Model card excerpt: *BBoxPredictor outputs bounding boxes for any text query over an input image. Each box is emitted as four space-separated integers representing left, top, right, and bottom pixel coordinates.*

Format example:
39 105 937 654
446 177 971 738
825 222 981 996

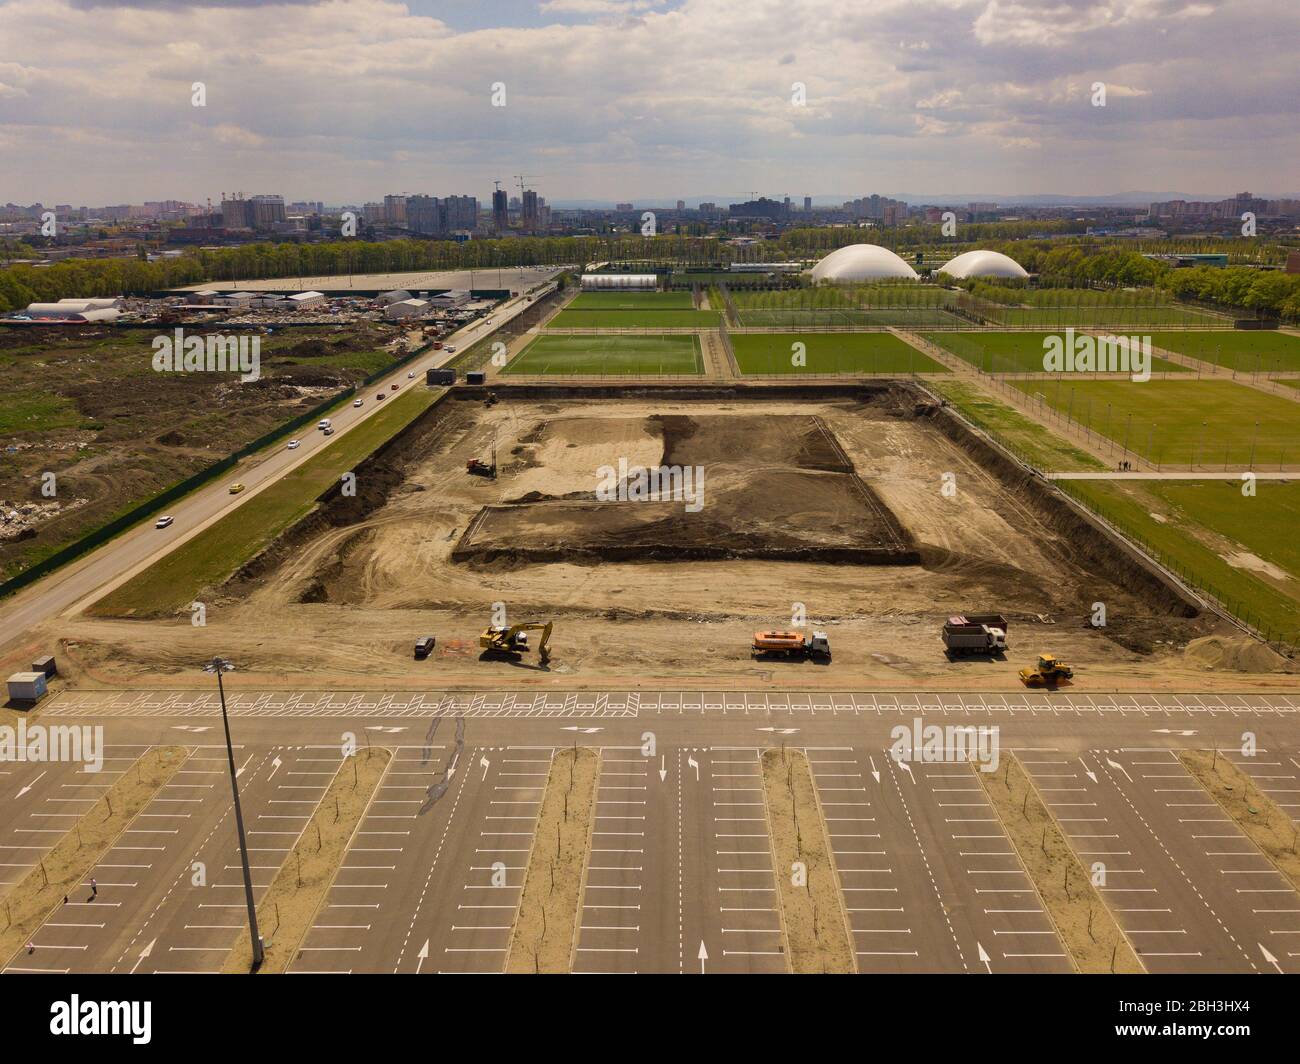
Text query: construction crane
480 621 553 664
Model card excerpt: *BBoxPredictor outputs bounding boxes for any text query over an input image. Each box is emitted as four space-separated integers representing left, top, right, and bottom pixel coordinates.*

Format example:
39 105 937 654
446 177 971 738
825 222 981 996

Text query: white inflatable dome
938 249 1029 280
810 243 919 283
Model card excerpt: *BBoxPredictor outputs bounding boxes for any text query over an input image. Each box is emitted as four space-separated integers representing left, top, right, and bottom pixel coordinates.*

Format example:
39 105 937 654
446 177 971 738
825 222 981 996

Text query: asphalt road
4 697 1298 974
0 284 551 656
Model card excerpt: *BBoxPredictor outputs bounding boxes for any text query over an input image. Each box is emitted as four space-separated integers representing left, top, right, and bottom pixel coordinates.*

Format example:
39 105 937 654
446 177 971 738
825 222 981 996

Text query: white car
407 371 415 378
353 398 363 408
155 516 174 529
287 439 300 450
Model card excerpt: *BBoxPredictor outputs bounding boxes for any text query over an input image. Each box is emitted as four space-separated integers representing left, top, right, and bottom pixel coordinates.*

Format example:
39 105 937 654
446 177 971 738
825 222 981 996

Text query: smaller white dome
938 250 1029 279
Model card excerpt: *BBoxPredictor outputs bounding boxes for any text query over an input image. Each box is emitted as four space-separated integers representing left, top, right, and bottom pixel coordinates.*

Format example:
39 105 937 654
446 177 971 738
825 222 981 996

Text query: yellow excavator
479 621 553 664
1019 653 1074 687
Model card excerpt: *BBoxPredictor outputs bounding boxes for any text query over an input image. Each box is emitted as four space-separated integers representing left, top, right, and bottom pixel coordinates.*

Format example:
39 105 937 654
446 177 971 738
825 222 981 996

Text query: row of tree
2 230 1298 320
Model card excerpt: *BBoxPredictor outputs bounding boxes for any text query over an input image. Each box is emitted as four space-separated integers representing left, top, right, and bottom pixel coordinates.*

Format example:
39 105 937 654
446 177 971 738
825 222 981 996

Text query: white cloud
0 0 1295 202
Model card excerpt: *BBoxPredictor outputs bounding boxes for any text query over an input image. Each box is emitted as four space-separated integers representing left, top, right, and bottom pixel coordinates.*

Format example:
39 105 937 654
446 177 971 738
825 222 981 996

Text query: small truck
752 630 832 662
942 614 1009 656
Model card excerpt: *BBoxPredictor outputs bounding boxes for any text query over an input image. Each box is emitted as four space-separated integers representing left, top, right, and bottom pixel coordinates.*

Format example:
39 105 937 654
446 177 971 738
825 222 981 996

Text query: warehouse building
384 298 430 319
581 273 658 290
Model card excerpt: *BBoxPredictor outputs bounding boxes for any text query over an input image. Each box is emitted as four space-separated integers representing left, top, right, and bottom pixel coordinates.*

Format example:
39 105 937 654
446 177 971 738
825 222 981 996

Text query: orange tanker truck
752 630 831 661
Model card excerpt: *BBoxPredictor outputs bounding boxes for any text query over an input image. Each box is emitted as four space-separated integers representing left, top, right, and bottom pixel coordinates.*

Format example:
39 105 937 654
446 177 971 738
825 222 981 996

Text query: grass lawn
927 380 1107 472
547 308 720 329
1060 478 1300 643
981 305 1225 328
739 307 967 328
568 292 695 310
922 332 1188 374
1009 379 1300 467
730 332 947 375
0 392 92 435
1146 331 1300 374
90 386 437 617
503 334 702 375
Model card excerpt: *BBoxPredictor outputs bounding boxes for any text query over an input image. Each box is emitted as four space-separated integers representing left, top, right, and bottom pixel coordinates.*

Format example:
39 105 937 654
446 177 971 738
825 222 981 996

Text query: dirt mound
1184 635 1290 673
454 413 914 568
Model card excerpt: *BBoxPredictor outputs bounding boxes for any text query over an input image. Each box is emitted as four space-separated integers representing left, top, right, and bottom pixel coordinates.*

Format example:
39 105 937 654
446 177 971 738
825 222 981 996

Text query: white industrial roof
938 249 1029 279
810 244 919 282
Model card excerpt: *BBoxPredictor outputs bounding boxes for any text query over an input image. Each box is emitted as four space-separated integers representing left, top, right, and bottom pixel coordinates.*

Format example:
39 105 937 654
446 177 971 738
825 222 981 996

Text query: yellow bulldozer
479 621 553 664
1019 654 1074 687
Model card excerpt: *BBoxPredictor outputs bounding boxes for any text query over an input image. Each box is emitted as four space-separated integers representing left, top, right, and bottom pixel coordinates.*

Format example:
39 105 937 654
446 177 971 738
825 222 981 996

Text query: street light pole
206 657 264 969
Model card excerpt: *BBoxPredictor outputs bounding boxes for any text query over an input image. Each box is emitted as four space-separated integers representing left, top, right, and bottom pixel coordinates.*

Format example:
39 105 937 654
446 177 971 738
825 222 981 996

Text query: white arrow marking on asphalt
1153 728 1197 736
1079 757 1098 784
896 759 915 784
659 754 667 783
130 938 155 975
416 939 429 974
977 941 992 974
1105 757 1133 783
479 755 490 780
756 727 799 735
268 755 283 780
172 725 212 733
869 756 880 783
366 726 406 733
446 750 459 779
16 769 47 799
1260 943 1283 973
560 726 602 733
686 756 699 782
697 941 708 974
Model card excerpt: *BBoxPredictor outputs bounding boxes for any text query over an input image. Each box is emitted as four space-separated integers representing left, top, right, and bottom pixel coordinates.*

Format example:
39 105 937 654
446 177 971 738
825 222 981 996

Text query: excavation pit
451 413 918 567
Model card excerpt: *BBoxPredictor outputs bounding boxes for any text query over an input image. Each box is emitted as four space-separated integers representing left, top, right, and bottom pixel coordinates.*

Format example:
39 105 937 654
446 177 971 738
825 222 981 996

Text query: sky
1 0 1297 206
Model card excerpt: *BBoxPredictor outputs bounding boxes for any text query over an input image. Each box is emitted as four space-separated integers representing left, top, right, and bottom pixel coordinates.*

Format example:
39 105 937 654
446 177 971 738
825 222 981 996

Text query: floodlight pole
208 657 264 969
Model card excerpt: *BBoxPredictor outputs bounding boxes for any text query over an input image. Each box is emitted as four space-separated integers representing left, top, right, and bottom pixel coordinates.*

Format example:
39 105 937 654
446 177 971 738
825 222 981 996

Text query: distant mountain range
550 191 1299 210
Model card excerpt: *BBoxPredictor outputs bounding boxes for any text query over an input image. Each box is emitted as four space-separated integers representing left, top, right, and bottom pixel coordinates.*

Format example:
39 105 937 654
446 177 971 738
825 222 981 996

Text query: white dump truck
942 614 1009 656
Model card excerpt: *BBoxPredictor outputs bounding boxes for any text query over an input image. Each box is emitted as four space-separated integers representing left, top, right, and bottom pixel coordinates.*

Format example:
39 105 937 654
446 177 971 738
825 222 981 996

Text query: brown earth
33 386 1270 691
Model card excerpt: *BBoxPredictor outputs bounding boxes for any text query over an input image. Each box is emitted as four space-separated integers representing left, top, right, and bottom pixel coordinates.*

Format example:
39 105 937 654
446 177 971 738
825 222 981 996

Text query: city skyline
3 0 1298 204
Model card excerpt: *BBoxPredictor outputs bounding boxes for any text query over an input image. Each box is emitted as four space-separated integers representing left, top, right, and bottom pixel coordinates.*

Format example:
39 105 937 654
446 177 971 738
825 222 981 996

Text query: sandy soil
762 746 855 973
36 391 1284 691
0 746 189 966
1179 750 1300 894
223 746 392 973
506 746 598 973
977 753 1143 973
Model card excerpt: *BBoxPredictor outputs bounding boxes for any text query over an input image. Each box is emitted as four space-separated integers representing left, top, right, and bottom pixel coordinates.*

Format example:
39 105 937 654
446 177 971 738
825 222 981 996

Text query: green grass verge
1146 331 1300 373
1058 478 1300 644
730 332 947 375
503 334 702 375
922 331 1187 374
1009 379 1300 467
89 386 437 617
547 308 720 329
927 379 1107 472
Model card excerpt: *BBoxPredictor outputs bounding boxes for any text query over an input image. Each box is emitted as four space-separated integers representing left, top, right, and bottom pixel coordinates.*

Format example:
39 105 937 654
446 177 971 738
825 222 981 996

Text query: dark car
414 636 436 659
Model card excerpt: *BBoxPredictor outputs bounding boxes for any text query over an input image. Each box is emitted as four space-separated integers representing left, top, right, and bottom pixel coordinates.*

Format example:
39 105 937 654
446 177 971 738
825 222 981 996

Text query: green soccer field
1146 331 1300 373
503 334 703 375
729 332 947 375
980 305 1226 328
568 291 696 310
548 307 720 329
922 332 1189 374
1010 379 1300 466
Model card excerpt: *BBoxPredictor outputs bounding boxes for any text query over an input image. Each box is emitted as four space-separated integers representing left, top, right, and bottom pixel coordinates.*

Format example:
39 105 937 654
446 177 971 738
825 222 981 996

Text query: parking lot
3 702 1297 974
